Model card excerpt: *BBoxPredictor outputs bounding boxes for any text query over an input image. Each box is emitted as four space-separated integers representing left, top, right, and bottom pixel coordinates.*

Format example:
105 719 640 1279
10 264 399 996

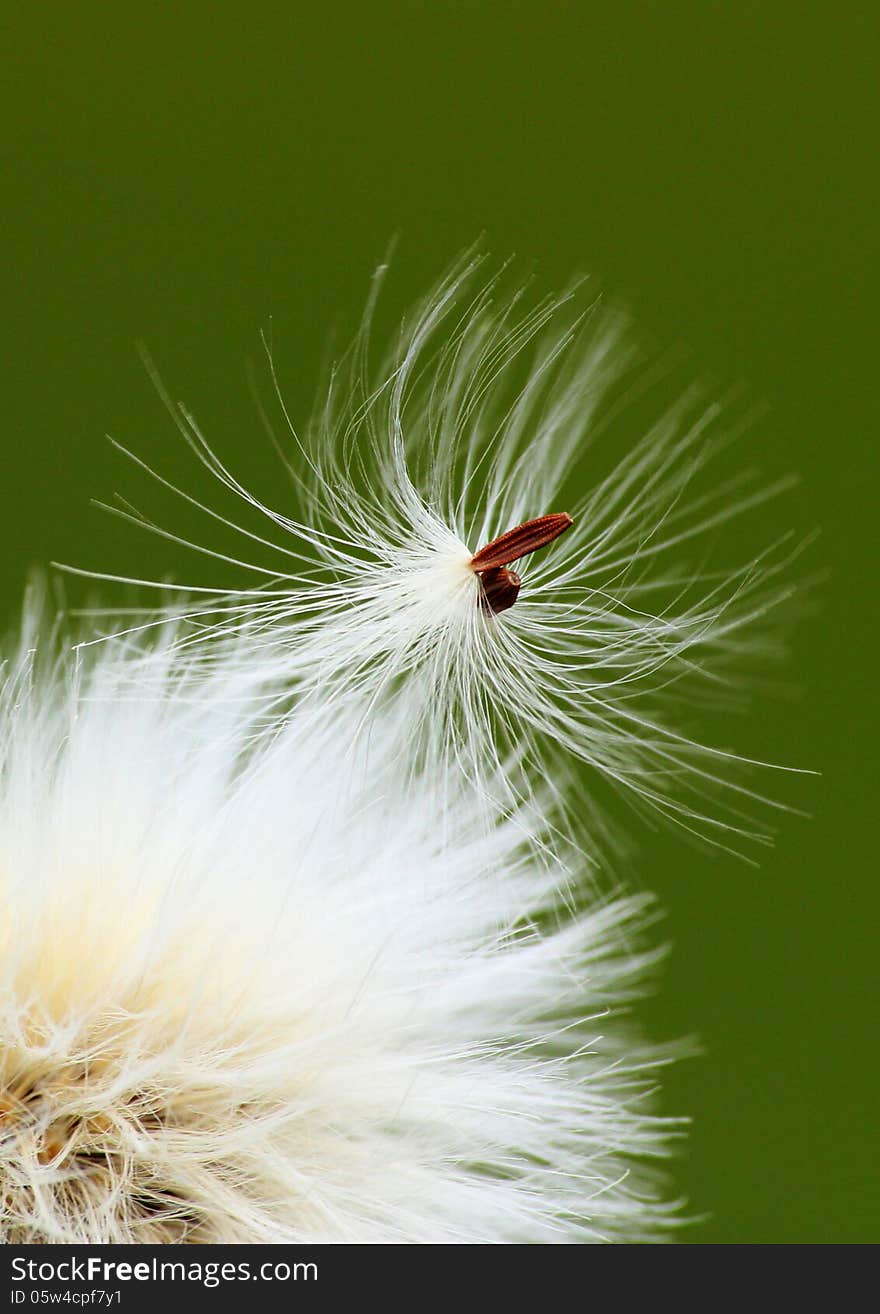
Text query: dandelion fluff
77 255 809 859
0 590 681 1243
18 255 808 1243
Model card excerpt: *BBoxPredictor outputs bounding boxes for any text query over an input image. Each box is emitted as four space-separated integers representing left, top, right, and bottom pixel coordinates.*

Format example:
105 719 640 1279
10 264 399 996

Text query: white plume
0 590 681 1243
82 256 808 859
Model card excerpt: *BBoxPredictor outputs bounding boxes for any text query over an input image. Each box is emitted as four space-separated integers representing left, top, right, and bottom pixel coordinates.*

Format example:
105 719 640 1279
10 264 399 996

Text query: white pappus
0 588 681 1243
82 255 809 859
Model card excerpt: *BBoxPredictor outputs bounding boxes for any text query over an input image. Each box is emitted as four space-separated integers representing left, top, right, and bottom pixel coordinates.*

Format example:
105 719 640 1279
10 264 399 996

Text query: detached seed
471 513 573 615
477 566 522 614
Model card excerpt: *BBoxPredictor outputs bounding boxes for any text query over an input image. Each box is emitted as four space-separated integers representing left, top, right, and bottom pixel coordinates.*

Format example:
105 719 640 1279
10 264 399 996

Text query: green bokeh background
3 6 875 1241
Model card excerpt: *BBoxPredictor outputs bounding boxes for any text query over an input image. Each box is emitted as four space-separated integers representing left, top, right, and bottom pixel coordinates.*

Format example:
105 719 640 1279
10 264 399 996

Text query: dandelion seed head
0 599 683 1242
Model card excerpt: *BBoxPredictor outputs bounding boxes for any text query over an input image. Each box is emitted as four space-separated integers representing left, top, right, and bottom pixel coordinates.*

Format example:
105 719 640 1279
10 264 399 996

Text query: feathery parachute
73 256 808 859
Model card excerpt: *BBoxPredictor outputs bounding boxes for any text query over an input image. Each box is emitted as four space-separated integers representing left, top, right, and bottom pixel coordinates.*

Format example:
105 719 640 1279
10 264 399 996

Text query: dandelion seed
471 512 575 574
476 564 522 614
67 256 811 858
472 512 573 615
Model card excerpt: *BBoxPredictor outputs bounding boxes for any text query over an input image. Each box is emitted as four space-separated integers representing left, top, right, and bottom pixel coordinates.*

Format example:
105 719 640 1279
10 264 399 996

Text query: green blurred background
3 5 875 1241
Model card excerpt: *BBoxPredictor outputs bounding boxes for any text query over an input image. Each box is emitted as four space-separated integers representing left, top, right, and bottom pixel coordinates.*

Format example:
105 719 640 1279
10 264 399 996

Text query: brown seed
477 566 521 614
471 513 573 615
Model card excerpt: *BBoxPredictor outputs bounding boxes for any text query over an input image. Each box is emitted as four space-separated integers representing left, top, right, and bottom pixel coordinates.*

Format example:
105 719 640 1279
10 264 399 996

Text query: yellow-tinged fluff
0 600 682 1243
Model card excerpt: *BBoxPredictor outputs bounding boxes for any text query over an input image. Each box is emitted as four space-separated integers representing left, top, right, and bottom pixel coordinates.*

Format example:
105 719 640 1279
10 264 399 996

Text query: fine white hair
76 255 809 860
0 588 681 1242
